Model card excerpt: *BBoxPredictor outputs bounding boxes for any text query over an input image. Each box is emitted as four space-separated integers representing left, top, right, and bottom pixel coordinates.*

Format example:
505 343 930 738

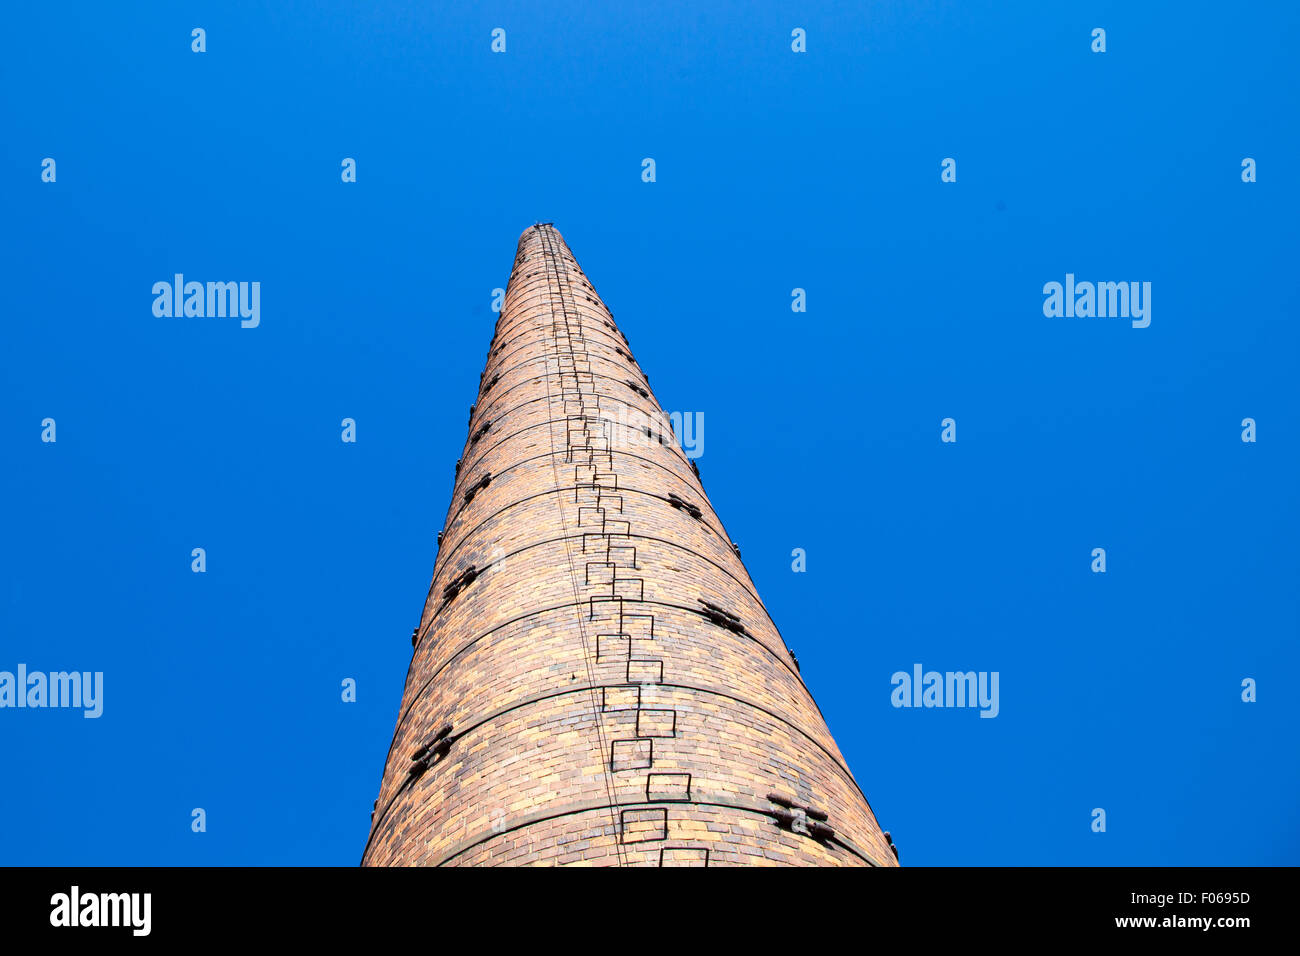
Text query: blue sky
2 1 1296 865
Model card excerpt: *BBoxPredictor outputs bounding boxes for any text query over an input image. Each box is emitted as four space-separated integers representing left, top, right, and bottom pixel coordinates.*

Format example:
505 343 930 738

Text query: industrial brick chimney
362 224 897 866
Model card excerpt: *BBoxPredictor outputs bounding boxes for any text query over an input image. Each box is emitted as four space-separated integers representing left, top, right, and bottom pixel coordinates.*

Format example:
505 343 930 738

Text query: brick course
361 224 897 867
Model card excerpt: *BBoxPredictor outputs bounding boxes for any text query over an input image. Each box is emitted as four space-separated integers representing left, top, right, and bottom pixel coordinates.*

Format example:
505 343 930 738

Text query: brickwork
361 224 897 867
